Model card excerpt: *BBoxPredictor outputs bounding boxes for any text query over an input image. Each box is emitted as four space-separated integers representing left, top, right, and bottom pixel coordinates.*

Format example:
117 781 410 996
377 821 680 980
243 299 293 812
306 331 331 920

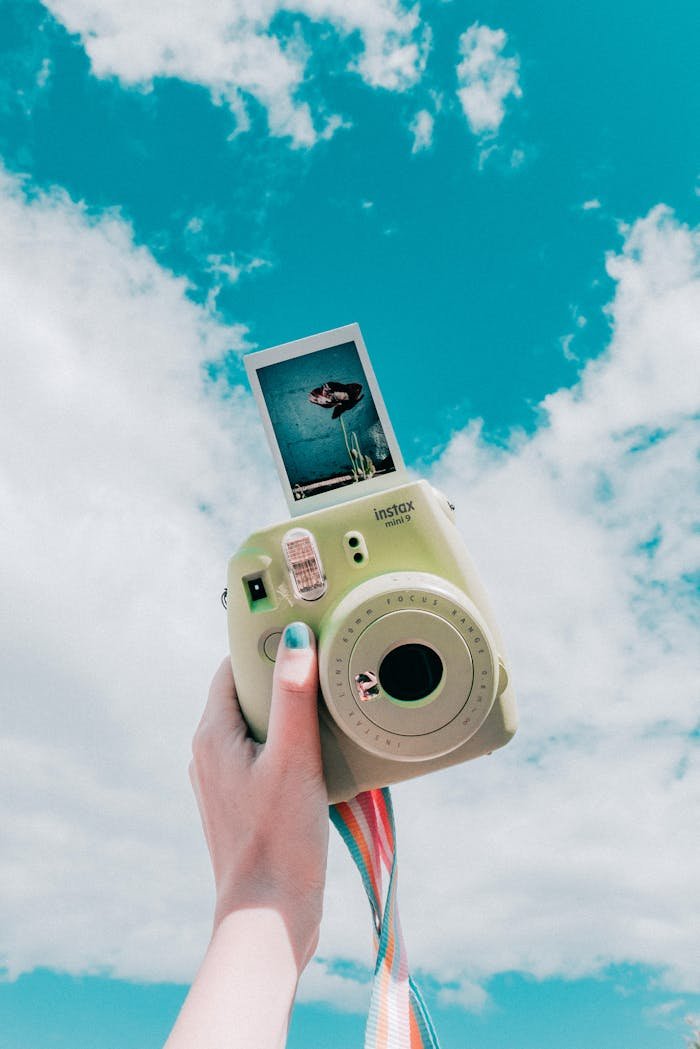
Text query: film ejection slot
282 528 327 601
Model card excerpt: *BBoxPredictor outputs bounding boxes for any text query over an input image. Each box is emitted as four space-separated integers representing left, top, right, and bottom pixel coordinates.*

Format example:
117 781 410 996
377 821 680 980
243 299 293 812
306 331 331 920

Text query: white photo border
245 322 407 516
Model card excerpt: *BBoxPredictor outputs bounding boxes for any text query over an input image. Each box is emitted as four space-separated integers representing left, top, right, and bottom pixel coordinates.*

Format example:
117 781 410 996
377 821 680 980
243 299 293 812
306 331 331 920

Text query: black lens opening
378 644 443 702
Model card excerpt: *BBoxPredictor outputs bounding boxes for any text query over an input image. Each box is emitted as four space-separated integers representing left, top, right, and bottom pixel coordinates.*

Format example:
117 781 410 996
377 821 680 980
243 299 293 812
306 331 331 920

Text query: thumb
265 622 322 768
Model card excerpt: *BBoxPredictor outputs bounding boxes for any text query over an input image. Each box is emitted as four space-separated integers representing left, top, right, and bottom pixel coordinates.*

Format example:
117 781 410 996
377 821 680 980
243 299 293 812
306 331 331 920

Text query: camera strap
330 788 441 1048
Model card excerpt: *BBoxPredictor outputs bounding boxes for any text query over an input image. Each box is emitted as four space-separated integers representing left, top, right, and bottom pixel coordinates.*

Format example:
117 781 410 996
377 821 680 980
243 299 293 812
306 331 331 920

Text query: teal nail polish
284 622 311 649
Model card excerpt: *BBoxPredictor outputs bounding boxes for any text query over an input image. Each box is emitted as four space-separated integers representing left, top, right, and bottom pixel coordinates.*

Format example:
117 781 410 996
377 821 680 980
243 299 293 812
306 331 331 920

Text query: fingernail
283 622 312 649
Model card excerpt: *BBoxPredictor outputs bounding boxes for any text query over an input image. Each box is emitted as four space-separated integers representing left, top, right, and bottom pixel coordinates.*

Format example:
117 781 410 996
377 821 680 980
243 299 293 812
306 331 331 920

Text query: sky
0 0 698 1047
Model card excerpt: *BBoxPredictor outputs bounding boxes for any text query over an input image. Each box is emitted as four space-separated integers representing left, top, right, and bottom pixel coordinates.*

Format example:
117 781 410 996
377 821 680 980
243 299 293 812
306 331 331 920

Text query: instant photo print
229 322 518 803
245 324 407 515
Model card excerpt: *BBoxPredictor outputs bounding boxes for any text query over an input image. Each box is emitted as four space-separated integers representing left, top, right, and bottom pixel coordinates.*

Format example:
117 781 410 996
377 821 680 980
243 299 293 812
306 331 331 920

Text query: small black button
247 577 267 602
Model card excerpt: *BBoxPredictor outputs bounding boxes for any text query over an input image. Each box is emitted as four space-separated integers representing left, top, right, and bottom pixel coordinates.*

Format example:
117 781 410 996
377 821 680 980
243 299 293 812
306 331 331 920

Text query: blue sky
2 966 698 1049
0 0 698 1046
4 0 697 455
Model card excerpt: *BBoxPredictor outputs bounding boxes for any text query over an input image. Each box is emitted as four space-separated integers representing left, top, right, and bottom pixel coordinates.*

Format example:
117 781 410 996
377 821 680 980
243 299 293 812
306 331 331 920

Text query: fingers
193 636 322 779
193 657 249 746
265 622 322 769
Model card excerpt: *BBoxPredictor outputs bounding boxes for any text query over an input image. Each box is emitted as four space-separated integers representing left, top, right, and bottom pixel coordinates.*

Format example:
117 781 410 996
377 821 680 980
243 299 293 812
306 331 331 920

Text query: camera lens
379 643 443 702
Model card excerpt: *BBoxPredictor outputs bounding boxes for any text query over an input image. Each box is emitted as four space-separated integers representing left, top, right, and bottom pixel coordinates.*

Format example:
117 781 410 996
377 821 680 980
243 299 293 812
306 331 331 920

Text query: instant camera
226 324 517 803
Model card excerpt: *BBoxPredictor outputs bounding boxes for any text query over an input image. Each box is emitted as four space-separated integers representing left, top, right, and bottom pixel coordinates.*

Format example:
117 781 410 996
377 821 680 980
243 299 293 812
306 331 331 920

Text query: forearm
164 908 299 1049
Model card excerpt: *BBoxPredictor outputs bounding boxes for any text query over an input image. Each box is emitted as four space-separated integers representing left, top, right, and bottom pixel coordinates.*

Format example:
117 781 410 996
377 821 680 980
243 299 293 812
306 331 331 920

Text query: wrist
213 890 321 975
215 908 300 989
166 909 298 1049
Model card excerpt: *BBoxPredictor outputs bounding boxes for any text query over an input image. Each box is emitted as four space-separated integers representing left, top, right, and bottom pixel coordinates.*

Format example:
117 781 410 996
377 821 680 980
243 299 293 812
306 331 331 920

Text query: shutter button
262 631 283 662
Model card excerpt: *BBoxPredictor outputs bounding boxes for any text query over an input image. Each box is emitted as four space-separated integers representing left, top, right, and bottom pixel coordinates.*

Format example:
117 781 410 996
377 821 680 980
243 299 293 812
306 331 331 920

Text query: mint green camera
226 478 517 803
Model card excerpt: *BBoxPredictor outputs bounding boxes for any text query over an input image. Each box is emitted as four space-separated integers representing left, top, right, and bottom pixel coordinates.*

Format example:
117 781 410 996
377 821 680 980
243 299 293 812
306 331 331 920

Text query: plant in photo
308 380 375 482
685 1017 700 1049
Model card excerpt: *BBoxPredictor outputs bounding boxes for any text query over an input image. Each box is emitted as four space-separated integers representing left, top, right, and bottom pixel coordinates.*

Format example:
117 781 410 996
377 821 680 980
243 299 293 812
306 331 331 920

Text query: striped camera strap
330 788 441 1049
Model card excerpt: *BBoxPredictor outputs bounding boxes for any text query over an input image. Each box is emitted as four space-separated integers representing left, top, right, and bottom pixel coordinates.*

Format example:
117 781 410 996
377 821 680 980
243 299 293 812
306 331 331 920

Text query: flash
282 528 327 601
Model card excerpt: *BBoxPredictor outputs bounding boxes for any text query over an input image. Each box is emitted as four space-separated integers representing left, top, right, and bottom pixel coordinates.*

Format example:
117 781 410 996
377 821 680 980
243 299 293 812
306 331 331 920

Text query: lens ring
345 610 473 735
318 571 497 761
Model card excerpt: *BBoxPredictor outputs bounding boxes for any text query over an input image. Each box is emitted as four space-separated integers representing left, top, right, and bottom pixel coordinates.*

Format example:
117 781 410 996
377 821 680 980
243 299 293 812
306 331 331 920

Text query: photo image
256 340 397 501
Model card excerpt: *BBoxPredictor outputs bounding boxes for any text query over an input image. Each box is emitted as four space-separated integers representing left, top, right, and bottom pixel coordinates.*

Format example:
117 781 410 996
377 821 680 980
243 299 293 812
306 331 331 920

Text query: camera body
227 478 517 803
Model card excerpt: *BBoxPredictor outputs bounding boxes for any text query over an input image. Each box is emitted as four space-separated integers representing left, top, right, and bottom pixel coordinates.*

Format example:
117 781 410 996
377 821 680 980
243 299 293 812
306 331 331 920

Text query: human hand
189 622 329 974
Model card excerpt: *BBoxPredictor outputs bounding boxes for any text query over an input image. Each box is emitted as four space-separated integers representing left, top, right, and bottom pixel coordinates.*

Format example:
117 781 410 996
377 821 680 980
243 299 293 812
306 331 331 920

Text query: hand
189 622 329 974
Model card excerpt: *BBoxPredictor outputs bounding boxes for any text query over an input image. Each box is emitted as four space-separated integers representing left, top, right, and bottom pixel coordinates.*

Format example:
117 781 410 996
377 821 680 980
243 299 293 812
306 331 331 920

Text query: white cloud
318 112 353 140
560 331 576 360
411 107 432 153
409 108 434 153
642 999 687 1028
0 165 283 980
1 167 699 1014
437 978 490 1012
560 311 588 361
408 203 700 998
457 23 521 136
206 251 270 284
39 0 429 147
298 958 371 1011
204 252 271 311
583 198 602 210
36 57 52 88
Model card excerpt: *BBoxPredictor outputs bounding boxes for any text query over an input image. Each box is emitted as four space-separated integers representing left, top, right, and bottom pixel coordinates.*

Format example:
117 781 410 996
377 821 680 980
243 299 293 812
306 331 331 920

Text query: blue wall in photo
256 342 392 493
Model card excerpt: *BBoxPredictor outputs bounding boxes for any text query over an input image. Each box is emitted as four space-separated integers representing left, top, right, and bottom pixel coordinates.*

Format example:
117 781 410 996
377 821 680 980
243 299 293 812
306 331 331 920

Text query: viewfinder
247 577 267 602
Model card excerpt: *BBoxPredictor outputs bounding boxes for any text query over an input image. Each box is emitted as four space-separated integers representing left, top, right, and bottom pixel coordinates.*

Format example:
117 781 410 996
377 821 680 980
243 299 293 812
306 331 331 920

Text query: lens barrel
379 643 443 702
318 572 498 762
